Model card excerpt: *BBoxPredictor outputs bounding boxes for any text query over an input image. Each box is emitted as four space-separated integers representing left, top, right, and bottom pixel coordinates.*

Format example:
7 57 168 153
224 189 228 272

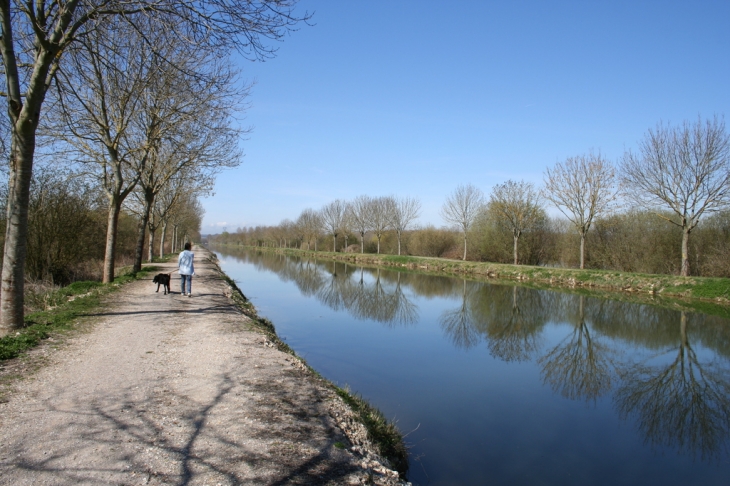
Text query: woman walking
178 242 195 296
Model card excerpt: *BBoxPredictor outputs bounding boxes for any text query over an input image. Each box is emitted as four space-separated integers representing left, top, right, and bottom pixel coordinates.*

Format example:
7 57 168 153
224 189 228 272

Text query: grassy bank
208 253 409 477
215 244 730 319
0 265 163 362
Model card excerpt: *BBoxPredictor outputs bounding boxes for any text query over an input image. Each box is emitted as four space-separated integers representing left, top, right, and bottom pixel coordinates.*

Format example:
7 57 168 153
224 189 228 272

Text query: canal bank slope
0 247 407 485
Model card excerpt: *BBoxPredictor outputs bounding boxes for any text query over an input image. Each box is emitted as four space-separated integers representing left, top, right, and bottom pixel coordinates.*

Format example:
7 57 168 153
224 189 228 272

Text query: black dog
153 273 171 295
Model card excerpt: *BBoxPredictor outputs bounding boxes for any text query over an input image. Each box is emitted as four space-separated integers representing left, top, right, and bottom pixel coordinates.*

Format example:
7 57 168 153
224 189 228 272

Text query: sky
201 0 730 233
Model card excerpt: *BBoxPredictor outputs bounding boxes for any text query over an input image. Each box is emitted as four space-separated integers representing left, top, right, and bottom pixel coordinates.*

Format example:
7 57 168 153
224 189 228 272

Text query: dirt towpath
0 248 405 485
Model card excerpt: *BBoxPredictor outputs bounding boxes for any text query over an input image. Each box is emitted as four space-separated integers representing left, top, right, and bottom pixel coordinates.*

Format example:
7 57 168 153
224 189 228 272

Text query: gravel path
0 249 406 485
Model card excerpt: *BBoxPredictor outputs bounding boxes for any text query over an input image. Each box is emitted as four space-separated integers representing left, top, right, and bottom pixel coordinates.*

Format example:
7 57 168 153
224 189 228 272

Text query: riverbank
219 245 730 318
0 247 408 485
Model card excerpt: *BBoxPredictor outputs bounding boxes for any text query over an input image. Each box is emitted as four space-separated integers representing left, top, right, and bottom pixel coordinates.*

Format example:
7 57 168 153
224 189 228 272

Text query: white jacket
178 250 195 275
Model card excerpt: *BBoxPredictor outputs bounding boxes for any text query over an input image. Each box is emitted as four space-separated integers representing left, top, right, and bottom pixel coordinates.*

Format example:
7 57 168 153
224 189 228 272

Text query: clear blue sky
202 0 730 233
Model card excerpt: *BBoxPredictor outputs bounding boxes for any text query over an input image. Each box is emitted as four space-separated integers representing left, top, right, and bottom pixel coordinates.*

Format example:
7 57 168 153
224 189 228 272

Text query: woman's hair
184 242 191 250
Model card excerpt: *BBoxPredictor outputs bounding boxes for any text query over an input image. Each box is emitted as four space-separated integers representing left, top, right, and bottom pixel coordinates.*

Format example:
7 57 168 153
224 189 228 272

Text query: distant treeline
208 208 730 278
211 116 730 277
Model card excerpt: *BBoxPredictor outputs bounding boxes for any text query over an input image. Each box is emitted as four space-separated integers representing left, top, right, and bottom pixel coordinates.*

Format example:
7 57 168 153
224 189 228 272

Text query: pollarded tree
319 199 346 252
489 180 543 265
621 117 730 276
390 196 421 256
543 152 619 269
441 184 485 260
0 0 310 334
368 196 396 254
349 195 372 253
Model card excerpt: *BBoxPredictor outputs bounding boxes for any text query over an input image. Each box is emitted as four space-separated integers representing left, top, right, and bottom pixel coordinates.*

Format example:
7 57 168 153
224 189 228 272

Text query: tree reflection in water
345 268 419 327
283 258 420 327
439 279 481 349
214 248 730 463
538 296 615 402
614 311 730 461
478 285 544 362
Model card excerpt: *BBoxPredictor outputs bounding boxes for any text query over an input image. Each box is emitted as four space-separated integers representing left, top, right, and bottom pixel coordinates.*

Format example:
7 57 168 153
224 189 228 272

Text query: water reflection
217 248 730 463
473 285 545 362
615 311 730 461
538 296 615 402
253 254 419 327
439 279 481 349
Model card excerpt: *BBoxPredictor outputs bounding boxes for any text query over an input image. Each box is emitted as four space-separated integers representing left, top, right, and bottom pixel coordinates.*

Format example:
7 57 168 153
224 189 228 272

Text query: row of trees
243 195 422 256
0 1 310 335
0 167 205 285
211 116 730 280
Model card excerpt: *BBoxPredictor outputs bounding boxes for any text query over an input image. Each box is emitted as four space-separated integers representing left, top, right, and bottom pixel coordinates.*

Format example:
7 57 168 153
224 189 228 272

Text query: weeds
335 387 409 476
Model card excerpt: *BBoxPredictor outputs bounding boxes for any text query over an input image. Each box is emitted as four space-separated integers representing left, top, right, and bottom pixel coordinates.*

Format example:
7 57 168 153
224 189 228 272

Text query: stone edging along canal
215 245 730 319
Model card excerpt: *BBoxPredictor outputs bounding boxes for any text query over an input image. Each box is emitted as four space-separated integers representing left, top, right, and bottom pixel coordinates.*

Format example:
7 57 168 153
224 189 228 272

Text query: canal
213 247 730 486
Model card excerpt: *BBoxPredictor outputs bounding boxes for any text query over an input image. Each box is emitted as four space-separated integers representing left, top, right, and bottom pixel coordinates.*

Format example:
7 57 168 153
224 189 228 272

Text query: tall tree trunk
147 229 155 262
513 232 519 265
160 221 167 258
147 211 156 262
133 191 154 273
397 230 402 255
133 216 147 273
462 234 467 261
377 235 381 254
360 233 365 253
580 231 586 269
101 149 136 283
332 234 336 252
681 227 691 276
1 131 35 335
0 10 60 335
102 197 122 283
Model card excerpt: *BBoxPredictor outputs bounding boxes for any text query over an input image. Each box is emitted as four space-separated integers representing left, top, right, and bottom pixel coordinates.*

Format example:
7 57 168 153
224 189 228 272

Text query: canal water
213 247 730 486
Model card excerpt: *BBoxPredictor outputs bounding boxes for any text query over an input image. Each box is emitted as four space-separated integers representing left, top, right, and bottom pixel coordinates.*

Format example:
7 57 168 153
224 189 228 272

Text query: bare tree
368 196 396 254
130 44 244 273
169 191 206 253
319 199 346 252
153 171 213 258
441 184 485 260
48 18 159 282
296 208 321 251
341 203 354 251
0 0 310 334
621 117 730 276
349 195 372 253
543 152 619 269
390 196 421 255
489 180 543 265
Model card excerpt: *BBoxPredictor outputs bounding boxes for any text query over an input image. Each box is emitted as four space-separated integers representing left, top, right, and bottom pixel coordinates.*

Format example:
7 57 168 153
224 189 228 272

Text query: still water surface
213 247 730 486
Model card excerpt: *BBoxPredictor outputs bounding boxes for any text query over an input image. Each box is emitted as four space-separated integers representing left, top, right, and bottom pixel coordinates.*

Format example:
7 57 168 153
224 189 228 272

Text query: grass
0 265 162 362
